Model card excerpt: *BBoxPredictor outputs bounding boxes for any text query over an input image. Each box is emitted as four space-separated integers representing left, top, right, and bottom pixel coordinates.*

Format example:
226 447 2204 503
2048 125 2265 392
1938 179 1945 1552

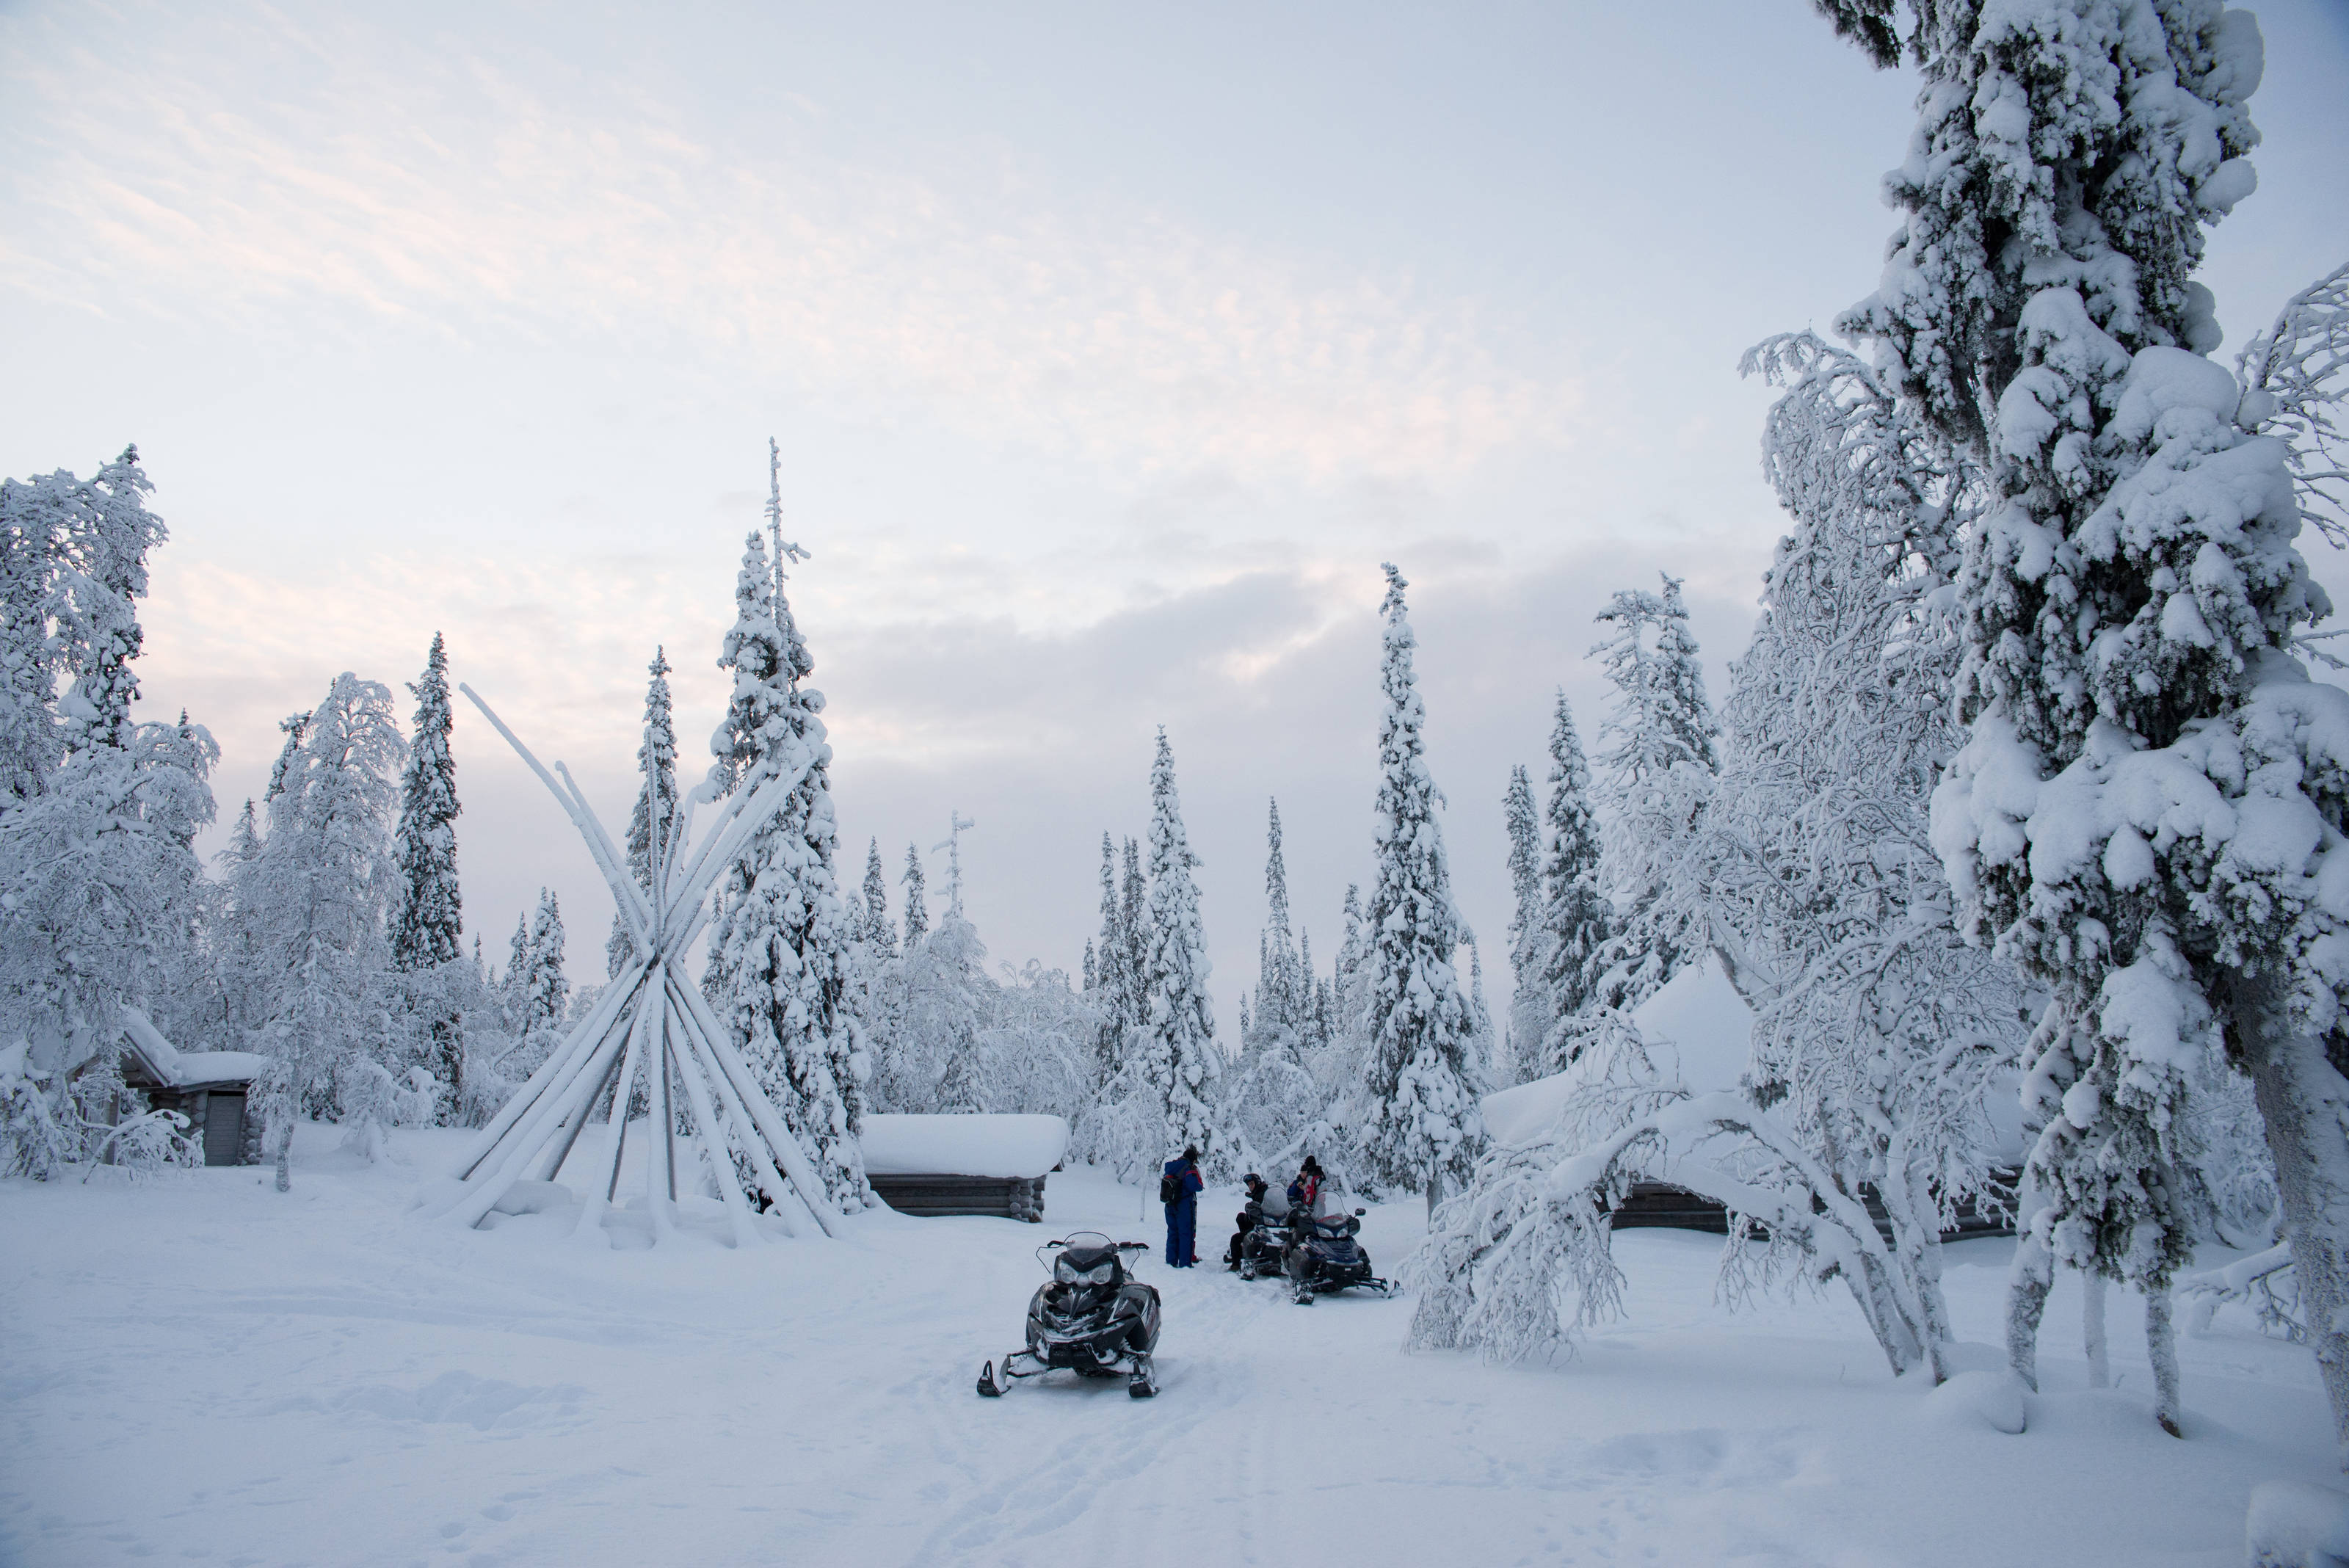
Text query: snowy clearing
0 1128 2330 1568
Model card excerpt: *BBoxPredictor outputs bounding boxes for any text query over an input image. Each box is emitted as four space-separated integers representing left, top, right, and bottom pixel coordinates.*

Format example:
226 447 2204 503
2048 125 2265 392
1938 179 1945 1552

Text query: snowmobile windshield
1054 1254 1118 1287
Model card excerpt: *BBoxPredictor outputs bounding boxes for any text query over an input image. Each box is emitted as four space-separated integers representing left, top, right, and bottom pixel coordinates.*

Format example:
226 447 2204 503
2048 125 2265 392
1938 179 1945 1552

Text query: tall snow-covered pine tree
1359 565 1482 1211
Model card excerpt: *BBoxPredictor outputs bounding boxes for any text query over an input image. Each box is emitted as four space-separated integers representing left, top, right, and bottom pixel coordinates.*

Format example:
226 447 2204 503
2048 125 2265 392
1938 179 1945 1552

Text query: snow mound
860 1114 1068 1177
2248 1481 2349 1568
1923 1369 2027 1434
1481 954 1754 1147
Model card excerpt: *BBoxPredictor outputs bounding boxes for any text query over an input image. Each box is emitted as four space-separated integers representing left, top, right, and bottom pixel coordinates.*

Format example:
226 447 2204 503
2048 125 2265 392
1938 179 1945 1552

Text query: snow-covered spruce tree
239 673 404 1188
901 841 929 946
1584 581 1716 1015
522 889 568 1050
1467 940 1497 1086
1537 691 1613 1072
702 475 868 1208
1499 764 1544 1089
1254 798 1305 1042
55 447 164 756
1316 882 1374 1127
1227 797 1321 1166
860 836 893 955
1141 730 1222 1171
390 632 463 1115
609 647 677 979
1810 0 2339 1442
841 836 895 1088
1359 566 1483 1213
1072 830 1159 1172
1086 830 1152 1092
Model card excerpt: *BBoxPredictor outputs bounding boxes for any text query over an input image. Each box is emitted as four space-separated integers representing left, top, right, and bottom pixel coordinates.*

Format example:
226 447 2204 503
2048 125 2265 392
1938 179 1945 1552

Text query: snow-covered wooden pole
430 683 842 1246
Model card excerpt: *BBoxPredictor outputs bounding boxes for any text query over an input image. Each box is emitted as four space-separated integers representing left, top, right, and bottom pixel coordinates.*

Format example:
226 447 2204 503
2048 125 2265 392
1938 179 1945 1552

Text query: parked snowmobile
1233 1198 1290 1280
977 1233 1162 1398
1283 1208 1397 1304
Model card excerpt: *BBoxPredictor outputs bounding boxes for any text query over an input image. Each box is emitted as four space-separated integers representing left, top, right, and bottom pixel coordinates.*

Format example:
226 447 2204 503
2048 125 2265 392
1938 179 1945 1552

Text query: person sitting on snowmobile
1161 1146 1204 1268
1224 1173 1271 1271
1286 1156 1323 1218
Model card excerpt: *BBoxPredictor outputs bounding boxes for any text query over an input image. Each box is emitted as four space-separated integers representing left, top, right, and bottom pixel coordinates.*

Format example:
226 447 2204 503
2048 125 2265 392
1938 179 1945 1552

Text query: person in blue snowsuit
1162 1146 1204 1268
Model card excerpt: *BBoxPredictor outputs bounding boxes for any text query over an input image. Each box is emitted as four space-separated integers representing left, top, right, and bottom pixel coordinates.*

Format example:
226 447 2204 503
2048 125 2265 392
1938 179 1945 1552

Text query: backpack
1159 1169 1186 1205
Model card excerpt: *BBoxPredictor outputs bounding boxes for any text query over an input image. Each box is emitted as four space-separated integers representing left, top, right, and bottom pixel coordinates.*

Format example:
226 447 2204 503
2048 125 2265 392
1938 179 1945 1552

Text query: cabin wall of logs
867 1174 1047 1222
1611 1170 2019 1241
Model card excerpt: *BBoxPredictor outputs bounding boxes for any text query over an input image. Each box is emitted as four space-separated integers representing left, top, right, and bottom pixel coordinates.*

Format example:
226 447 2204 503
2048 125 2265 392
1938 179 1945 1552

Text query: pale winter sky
4 0 2346 1032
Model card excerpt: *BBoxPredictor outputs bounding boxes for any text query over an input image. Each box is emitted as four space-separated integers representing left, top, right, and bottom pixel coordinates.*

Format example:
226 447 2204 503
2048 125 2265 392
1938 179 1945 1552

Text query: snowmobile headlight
1056 1257 1116 1287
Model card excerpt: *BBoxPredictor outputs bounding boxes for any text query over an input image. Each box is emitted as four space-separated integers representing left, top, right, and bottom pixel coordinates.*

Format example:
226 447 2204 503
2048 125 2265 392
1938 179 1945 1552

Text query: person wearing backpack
1160 1146 1204 1267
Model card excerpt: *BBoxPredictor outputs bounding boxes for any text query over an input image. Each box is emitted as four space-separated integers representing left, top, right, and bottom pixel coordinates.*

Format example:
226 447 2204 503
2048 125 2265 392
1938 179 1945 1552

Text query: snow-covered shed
111 1007 265 1167
860 1114 1067 1222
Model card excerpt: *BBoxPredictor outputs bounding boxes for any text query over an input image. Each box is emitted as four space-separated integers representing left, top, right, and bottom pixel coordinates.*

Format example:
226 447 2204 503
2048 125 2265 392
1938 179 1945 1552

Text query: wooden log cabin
860 1114 1068 1222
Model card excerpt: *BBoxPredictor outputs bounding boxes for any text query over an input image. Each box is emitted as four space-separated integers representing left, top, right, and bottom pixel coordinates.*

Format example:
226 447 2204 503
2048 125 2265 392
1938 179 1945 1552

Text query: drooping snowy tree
1498 763 1544 1089
238 672 404 1189
2237 261 2348 551
609 647 677 979
390 632 463 1111
1413 330 2033 1375
0 474 66 806
1537 692 1613 1072
702 459 868 1208
1586 579 1717 1014
1141 730 1221 1170
0 449 215 1111
1359 565 1482 1211
1806 0 2348 1446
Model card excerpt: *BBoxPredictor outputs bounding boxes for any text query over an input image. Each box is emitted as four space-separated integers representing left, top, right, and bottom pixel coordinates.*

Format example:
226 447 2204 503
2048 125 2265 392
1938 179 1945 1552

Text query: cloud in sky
3 3 1590 490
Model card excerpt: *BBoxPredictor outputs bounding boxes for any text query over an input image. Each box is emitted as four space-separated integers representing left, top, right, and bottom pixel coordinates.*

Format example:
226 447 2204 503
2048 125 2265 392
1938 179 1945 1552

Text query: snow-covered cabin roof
115 1006 264 1089
860 1114 1069 1179
1481 954 1754 1147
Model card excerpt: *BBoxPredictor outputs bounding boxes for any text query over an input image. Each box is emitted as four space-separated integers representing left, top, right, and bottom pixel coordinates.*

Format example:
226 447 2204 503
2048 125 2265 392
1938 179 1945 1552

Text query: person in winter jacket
1162 1146 1204 1268
1224 1172 1271 1271
1285 1155 1323 1219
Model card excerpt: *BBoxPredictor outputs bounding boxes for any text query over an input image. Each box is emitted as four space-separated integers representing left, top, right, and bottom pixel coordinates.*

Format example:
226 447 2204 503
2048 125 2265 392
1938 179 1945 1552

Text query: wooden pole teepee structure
416 683 842 1247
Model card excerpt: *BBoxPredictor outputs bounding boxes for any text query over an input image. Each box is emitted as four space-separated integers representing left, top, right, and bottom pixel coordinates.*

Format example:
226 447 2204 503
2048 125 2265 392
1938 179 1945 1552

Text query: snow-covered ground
1 1128 2331 1568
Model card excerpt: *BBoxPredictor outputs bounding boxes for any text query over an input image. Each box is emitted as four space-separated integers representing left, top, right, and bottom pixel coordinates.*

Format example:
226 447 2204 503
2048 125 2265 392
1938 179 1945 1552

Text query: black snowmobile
977 1233 1162 1398
1232 1193 1292 1280
1283 1208 1398 1304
